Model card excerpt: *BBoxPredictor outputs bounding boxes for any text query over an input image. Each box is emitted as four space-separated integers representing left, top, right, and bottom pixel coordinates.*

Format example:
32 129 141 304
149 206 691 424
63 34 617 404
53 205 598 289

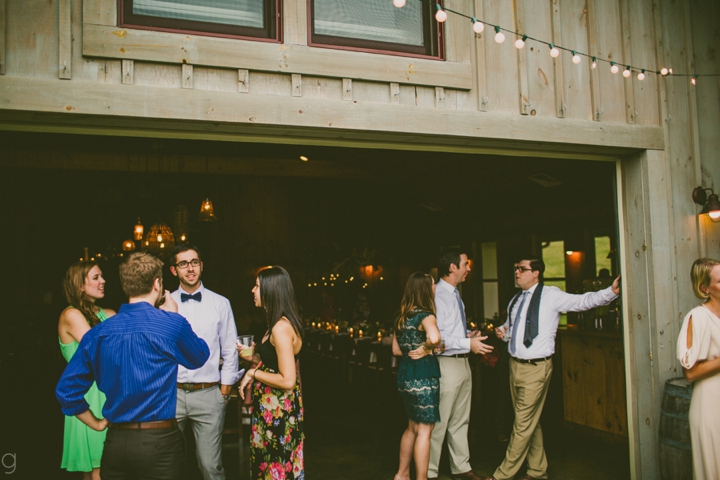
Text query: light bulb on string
515 35 527 49
637 69 645 81
392 0 405 7
591 56 597 69
572 51 581 64
494 26 505 43
610 62 619 74
660 67 669 76
549 44 559 58
471 18 484 33
623 67 631 78
434 5 447 23
691 75 697 85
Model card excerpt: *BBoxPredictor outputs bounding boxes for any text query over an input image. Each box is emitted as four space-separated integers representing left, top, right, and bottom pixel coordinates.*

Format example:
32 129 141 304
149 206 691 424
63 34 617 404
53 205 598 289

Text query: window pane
542 241 565 279
544 279 566 292
483 282 499 319
314 0 425 46
594 236 612 276
133 0 265 29
481 242 498 280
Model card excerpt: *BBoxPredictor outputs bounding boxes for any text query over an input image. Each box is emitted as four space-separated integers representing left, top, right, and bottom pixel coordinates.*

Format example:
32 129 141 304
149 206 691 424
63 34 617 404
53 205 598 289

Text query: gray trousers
176 386 227 480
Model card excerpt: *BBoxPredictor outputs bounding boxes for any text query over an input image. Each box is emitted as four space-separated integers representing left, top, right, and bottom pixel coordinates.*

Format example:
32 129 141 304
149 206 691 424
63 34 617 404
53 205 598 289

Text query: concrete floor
1 341 630 479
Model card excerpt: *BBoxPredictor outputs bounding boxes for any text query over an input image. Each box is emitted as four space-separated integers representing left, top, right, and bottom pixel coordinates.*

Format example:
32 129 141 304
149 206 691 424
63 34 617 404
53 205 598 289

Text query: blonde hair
62 261 101 327
690 258 720 299
119 252 164 298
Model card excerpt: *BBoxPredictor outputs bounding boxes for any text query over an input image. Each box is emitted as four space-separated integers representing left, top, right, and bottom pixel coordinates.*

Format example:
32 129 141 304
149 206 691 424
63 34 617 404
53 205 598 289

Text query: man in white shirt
170 244 241 480
429 249 494 480
482 258 620 480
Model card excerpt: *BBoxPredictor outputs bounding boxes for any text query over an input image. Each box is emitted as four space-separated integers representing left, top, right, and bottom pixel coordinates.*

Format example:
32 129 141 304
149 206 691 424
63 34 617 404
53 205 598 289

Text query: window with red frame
119 0 281 42
309 0 442 59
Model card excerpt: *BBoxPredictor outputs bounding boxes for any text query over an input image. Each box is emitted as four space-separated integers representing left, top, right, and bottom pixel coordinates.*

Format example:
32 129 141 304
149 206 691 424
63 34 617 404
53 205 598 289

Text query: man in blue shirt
56 252 210 480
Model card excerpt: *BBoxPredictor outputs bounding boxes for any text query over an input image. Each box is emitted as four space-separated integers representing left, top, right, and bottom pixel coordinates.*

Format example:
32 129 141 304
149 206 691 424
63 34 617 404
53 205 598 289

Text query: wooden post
550 0 566 118
0 0 6 75
474 0 488 112
586 0 602 121
619 0 635 124
514 0 530 115
59 0 72 79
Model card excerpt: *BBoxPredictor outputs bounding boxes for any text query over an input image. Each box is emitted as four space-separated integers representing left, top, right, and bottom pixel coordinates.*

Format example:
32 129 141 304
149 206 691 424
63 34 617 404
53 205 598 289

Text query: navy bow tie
181 292 202 303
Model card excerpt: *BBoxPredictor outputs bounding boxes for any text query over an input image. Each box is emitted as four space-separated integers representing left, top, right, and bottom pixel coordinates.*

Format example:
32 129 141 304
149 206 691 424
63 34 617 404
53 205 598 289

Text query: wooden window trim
306 0 444 60
117 0 283 43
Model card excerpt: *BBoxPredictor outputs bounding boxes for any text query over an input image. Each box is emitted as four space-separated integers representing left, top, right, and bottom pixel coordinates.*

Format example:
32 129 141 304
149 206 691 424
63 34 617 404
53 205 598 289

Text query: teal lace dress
396 310 441 424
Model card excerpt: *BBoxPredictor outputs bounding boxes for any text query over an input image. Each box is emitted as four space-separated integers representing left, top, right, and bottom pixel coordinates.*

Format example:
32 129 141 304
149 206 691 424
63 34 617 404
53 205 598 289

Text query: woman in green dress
57 261 115 480
392 272 442 480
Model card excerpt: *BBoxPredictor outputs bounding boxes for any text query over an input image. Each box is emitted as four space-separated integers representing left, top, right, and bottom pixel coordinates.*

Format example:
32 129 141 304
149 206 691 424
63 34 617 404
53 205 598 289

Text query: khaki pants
494 358 553 480
428 356 473 477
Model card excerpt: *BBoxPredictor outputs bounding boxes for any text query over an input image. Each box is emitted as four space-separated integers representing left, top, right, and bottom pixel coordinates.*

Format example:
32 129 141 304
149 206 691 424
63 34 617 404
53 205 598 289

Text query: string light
471 18 484 33
494 25 505 43
572 51 581 64
591 56 597 69
623 66 631 78
515 34 527 49
392 0 405 7
691 75 697 85
637 69 645 81
610 61 619 74
434 4 447 23
549 44 559 58
660 67 669 76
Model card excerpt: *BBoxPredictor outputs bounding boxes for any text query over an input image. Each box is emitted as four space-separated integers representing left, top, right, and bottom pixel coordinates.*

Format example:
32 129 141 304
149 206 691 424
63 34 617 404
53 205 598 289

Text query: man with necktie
482 258 620 480
170 244 241 480
429 248 494 480
56 252 210 479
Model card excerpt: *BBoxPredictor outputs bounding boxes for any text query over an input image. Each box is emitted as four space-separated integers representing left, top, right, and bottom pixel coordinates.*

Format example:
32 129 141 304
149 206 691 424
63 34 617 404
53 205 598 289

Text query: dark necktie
509 292 528 356
523 293 540 348
454 288 467 333
181 292 202 302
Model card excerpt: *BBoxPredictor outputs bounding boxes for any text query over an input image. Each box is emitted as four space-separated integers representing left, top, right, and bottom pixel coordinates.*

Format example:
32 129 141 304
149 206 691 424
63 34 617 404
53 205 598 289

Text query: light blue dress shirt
172 283 241 386
435 278 471 355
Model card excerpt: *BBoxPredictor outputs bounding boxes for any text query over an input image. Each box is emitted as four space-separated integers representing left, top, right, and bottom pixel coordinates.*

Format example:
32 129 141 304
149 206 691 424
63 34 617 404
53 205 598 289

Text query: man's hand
220 384 232 396
495 326 508 340
159 290 178 313
611 275 621 295
470 335 494 354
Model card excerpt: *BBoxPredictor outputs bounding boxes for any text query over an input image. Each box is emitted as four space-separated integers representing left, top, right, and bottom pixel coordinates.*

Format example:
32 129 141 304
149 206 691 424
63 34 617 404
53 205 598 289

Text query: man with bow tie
170 244 241 480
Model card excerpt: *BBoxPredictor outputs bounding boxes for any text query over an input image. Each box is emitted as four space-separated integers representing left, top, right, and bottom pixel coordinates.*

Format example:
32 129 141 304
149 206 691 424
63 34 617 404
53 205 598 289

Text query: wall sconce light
692 187 720 223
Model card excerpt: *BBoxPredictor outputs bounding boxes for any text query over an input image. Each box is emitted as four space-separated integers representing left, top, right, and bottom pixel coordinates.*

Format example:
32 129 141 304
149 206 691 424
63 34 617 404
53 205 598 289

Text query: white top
677 304 720 369
502 283 618 359
435 278 471 355
172 283 241 385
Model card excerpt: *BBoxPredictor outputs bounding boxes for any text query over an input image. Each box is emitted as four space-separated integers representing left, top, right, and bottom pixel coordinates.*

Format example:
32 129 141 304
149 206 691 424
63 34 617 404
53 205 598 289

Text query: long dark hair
395 272 436 333
62 261 101 327
257 266 304 340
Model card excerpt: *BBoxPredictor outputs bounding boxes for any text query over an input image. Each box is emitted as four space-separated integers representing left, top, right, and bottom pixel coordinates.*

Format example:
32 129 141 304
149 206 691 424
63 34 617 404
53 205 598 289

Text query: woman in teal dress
392 272 442 480
239 266 304 479
57 261 115 480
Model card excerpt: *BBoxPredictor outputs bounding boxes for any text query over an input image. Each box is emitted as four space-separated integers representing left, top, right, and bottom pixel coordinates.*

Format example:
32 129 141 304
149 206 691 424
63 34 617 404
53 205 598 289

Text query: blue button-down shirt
56 302 210 423
435 278 471 355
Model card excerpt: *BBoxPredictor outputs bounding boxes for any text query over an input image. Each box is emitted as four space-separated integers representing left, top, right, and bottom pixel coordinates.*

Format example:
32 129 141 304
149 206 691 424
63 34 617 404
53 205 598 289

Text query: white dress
677 304 720 480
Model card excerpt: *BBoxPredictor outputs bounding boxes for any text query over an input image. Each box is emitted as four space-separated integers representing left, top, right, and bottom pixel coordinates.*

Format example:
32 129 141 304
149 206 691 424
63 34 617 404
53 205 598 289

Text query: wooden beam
58 0 72 80
550 0 566 118
182 64 193 89
0 0 6 75
586 0 602 121
238 69 249 93
0 76 665 153
514 0 530 115
81 23 474 90
618 0 635 124
474 0 488 111
122 59 134 85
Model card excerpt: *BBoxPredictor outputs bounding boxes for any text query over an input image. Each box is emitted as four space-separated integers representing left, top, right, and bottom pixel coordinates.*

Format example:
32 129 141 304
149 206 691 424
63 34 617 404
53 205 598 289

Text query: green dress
396 310 441 424
59 308 109 472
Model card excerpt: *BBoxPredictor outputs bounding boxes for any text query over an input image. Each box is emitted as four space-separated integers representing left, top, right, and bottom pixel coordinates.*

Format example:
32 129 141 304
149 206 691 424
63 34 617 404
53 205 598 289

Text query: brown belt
177 381 219 392
110 419 177 430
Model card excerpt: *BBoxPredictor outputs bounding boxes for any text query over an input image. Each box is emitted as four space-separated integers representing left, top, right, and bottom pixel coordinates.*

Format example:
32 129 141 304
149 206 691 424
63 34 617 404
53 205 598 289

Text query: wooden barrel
659 377 693 480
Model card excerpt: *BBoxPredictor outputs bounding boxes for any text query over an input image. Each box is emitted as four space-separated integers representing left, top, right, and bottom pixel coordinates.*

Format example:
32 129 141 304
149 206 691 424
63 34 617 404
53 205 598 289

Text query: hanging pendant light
122 239 136 252
133 218 144 241
144 223 175 254
199 198 217 222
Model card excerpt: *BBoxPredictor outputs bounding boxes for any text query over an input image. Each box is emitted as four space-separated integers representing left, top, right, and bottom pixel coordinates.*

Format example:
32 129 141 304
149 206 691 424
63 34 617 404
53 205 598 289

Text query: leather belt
177 381 219 392
111 419 177 430
511 355 552 365
442 354 468 359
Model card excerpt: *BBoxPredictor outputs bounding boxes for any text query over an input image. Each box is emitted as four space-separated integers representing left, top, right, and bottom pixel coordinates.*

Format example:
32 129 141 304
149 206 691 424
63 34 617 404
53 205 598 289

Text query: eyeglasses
175 259 201 269
513 265 533 272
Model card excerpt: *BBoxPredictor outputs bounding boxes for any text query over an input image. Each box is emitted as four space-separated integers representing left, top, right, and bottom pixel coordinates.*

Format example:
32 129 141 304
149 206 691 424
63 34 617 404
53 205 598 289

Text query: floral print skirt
250 364 305 479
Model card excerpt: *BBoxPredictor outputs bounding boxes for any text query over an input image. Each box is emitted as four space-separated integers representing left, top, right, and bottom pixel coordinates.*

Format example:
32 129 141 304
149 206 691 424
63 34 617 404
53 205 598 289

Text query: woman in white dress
677 258 720 480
